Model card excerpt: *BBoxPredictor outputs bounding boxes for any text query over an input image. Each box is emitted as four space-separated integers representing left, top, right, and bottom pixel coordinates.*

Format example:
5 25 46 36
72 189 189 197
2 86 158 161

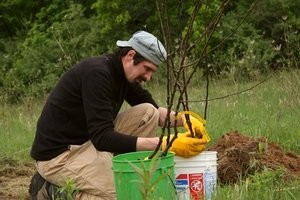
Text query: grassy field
0 69 299 199
150 70 300 153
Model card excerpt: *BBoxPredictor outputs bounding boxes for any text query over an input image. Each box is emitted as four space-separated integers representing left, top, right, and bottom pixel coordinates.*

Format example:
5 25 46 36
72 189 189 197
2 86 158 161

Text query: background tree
0 0 299 103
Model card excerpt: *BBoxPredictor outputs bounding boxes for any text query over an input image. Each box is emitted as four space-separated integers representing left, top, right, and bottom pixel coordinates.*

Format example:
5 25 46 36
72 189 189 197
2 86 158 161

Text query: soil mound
208 131 300 184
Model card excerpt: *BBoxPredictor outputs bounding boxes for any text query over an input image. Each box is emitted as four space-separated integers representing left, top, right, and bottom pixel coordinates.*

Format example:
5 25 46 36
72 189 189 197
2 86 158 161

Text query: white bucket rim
174 151 217 161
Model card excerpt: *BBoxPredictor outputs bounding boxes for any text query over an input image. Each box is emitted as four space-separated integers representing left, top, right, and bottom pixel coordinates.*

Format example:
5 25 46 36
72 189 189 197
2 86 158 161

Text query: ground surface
0 158 34 199
1 131 299 199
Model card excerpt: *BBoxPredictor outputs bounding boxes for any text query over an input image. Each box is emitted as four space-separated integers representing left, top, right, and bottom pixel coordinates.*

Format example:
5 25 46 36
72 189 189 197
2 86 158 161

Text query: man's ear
127 50 136 59
122 50 136 68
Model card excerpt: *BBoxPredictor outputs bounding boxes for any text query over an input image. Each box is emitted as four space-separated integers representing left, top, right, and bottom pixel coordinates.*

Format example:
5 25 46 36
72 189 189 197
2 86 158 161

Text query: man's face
124 50 158 84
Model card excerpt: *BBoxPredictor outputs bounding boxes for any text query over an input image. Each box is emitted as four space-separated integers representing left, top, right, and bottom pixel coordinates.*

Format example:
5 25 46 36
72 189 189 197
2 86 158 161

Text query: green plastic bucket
112 151 176 200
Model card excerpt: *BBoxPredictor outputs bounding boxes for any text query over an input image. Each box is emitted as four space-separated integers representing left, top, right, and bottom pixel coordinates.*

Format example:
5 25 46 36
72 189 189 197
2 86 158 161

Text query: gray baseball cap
116 31 167 66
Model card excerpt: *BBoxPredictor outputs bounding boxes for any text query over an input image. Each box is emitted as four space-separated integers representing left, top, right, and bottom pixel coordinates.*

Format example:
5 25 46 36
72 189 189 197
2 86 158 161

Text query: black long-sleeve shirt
30 54 158 161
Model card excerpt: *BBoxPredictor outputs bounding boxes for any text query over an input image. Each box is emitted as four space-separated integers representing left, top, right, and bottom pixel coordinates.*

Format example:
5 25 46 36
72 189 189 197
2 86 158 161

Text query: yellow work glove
180 111 211 142
162 132 207 158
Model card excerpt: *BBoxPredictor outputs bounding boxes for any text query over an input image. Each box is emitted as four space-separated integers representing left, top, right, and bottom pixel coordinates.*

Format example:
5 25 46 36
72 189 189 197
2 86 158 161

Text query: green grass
147 69 300 154
1 69 299 199
213 168 300 200
0 99 43 161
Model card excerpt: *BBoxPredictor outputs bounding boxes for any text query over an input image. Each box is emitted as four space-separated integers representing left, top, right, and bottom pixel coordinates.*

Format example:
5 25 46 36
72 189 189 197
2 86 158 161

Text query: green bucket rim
112 151 174 172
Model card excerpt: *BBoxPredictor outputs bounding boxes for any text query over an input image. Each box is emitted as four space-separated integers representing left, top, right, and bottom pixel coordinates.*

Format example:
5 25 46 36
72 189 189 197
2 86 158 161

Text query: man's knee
139 103 159 123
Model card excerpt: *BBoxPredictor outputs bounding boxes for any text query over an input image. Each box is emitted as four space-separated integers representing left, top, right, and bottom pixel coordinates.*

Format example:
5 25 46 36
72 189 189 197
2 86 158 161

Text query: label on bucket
175 173 204 200
204 171 217 200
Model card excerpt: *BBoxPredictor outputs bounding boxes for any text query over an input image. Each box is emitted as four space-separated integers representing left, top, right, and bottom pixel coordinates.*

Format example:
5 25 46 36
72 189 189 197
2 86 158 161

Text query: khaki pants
37 103 159 200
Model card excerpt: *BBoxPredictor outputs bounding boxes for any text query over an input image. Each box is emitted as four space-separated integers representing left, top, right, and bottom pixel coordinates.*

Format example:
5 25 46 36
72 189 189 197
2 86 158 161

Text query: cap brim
116 40 131 47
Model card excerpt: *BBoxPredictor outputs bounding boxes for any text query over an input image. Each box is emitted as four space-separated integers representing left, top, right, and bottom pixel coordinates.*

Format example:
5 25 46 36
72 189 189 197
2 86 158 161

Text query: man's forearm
158 107 183 127
136 137 160 151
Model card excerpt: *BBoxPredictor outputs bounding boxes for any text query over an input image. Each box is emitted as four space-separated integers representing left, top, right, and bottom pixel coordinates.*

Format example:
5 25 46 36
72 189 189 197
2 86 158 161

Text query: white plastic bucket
174 151 218 200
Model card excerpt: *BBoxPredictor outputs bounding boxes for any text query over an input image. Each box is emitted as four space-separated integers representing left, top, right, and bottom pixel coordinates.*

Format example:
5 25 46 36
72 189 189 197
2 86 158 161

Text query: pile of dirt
208 131 300 184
